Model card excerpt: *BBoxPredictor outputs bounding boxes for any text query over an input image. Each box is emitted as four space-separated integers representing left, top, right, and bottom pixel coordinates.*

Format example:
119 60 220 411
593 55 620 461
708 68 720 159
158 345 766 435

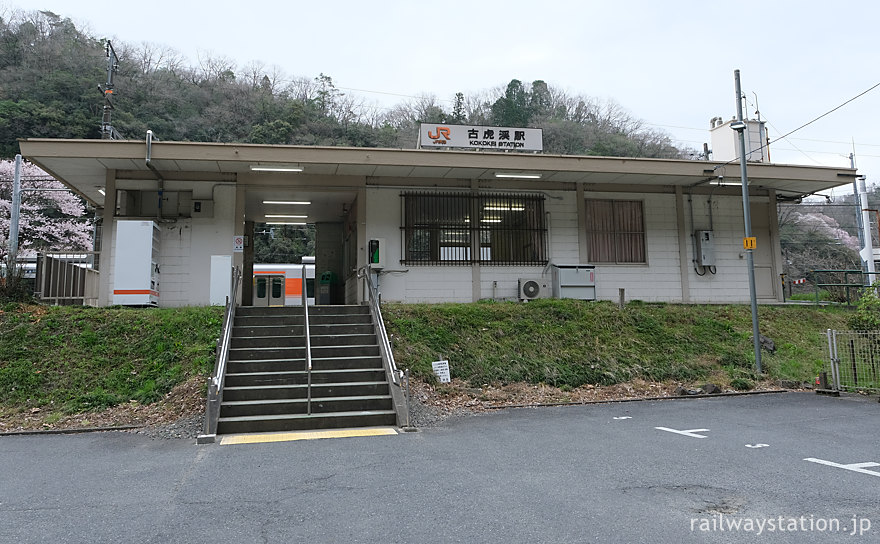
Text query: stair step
225 367 386 386
227 355 383 374
233 324 375 337
217 410 398 434
223 380 390 401
231 334 377 349
228 344 379 361
220 395 393 417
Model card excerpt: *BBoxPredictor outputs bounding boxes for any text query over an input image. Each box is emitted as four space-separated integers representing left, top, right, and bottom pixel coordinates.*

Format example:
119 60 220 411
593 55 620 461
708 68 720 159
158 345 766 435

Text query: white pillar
858 179 876 285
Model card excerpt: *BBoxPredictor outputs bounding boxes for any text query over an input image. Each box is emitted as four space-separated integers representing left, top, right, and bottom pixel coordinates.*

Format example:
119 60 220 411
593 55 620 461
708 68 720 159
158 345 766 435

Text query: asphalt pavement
1 392 877 543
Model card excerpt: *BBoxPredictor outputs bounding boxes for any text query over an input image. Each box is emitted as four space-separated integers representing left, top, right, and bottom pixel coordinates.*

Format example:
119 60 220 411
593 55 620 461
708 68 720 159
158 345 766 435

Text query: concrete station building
20 124 857 308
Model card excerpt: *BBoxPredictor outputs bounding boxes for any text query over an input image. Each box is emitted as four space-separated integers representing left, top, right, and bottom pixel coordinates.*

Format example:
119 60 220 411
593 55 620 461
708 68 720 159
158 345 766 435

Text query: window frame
585 198 647 264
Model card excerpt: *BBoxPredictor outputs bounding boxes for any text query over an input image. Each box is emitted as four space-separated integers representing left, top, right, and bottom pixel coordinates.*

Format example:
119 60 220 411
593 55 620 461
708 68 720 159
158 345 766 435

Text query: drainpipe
145 130 165 220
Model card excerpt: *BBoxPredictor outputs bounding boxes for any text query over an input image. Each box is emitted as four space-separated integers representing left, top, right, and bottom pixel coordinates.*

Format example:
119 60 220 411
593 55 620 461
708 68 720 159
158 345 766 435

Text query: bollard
618 288 625 310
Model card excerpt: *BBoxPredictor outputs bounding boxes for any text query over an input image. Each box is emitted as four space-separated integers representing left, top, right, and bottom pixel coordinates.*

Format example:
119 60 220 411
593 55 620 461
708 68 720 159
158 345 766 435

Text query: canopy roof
20 138 858 222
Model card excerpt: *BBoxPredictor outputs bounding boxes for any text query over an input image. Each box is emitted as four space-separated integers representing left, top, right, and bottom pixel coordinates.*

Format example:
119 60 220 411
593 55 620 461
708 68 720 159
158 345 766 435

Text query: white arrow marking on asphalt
613 416 632 420
654 427 709 438
804 458 880 478
745 444 770 448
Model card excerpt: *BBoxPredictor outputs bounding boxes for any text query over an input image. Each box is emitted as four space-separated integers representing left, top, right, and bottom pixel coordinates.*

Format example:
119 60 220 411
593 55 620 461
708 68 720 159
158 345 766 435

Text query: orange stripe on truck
113 289 159 296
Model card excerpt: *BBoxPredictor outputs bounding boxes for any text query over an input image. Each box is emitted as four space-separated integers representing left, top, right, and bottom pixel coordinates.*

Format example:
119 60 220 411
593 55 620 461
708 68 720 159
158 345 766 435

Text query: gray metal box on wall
695 230 716 266
551 264 596 300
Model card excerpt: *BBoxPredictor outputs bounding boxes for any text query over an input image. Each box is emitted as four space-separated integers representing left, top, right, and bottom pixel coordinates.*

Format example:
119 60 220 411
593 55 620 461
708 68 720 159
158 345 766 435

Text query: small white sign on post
233 235 244 253
432 360 451 383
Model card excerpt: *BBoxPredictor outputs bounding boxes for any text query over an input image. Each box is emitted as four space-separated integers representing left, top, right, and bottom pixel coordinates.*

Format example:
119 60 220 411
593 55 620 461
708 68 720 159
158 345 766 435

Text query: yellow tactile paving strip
220 427 398 445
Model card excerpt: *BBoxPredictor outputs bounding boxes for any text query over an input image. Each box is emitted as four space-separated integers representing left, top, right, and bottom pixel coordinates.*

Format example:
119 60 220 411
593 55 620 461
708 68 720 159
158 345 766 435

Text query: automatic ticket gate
253 275 284 306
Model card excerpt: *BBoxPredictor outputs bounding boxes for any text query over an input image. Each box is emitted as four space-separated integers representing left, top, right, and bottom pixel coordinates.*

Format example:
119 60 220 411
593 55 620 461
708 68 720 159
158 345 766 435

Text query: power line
708 80 880 172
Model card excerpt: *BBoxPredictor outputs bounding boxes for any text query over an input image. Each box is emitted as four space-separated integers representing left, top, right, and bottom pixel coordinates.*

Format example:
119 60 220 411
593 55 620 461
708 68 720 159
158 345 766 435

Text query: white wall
105 182 236 308
585 192 682 303
365 187 580 303
364 186 776 304
684 194 774 303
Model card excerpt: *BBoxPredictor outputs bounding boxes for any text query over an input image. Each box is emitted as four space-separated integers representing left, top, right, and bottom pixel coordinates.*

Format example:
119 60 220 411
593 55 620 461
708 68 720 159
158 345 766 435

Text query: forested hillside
0 9 686 158
2 8 876 280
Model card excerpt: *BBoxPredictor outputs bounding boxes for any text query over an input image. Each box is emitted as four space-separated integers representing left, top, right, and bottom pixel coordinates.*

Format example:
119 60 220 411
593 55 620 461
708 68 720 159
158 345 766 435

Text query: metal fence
826 329 880 393
35 252 100 306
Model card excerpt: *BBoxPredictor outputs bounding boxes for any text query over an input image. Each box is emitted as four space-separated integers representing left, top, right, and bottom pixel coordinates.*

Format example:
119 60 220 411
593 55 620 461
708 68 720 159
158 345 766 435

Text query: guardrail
826 329 880 394
199 266 241 442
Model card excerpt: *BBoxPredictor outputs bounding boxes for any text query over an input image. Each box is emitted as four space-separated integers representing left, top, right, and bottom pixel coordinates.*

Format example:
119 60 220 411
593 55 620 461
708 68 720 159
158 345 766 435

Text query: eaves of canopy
20 138 858 220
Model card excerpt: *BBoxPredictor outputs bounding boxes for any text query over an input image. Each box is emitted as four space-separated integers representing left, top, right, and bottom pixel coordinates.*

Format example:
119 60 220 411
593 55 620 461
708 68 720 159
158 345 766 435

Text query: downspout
145 130 165 220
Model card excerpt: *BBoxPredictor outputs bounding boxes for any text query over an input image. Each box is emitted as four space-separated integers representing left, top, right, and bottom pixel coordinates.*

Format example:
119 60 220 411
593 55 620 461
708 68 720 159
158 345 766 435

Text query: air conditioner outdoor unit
518 278 551 300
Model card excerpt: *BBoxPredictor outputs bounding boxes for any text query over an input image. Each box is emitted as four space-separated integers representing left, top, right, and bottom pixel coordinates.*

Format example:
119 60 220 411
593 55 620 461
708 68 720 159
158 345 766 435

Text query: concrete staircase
216 305 398 434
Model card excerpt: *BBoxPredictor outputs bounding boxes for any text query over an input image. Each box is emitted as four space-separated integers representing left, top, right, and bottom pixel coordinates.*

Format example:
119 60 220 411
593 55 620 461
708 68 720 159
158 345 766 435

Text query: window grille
401 192 547 265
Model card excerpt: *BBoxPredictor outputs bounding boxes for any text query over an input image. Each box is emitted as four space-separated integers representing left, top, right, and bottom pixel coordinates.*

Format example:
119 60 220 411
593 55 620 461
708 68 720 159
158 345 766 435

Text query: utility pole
100 41 119 140
732 69 762 375
8 154 22 265
850 153 868 282
3 155 23 291
857 176 876 286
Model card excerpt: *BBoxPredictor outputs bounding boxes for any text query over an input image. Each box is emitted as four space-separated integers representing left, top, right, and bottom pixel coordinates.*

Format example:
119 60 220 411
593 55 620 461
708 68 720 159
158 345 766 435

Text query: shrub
848 283 880 331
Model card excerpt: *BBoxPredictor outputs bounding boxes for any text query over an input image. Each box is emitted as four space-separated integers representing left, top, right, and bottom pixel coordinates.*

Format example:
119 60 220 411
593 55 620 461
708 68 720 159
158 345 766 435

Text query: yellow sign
743 237 757 250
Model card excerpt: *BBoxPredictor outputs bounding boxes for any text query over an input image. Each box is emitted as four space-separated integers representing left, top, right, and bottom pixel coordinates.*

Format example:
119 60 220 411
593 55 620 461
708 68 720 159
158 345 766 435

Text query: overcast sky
9 0 880 195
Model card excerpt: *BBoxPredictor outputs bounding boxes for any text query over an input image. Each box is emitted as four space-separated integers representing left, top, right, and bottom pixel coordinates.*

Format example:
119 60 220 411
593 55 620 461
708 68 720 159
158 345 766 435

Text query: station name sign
419 123 543 152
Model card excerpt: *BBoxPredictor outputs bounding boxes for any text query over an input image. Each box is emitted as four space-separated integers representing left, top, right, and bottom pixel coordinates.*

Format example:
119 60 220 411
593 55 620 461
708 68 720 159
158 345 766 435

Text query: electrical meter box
368 238 385 269
695 230 716 267
113 220 160 306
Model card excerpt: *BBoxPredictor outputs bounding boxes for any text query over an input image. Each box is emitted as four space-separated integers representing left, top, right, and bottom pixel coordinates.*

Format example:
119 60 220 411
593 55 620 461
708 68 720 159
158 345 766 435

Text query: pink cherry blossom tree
1 158 94 259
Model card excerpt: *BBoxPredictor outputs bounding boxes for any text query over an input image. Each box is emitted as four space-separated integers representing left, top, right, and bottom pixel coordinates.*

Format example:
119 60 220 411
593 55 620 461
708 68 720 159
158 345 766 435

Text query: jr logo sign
427 126 451 143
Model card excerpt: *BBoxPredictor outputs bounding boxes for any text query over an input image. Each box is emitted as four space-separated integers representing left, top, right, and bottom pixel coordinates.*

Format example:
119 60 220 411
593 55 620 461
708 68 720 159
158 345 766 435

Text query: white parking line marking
654 427 710 438
745 444 770 448
804 458 880 478
613 416 632 420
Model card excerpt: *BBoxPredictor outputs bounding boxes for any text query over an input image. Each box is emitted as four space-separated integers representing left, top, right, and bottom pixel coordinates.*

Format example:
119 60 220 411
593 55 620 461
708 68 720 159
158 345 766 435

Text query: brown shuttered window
586 199 646 263
402 192 547 265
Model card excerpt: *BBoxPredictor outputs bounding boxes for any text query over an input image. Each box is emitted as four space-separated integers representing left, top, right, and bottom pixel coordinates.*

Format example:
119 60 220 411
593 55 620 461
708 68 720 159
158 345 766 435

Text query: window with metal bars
585 199 646 263
401 192 547 265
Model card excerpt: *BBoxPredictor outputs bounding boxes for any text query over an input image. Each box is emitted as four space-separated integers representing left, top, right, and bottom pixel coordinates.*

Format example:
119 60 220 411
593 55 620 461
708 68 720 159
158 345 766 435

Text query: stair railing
302 264 313 415
358 267 401 386
199 265 242 442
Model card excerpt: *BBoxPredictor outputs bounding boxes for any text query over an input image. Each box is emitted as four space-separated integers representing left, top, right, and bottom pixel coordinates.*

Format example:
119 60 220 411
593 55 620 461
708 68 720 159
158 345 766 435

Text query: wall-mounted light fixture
265 214 308 219
262 200 311 205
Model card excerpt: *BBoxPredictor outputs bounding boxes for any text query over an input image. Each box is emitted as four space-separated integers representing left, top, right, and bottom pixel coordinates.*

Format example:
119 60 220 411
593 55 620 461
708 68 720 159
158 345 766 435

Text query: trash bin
318 271 337 305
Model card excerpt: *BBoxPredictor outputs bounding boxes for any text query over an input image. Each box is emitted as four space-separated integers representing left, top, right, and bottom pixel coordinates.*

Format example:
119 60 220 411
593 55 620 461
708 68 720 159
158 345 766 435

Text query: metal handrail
358 267 401 386
302 264 313 415
200 265 241 440
809 269 871 305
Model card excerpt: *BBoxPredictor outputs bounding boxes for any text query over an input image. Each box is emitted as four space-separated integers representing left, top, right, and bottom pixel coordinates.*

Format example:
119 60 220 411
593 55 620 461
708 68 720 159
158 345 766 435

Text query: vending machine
113 220 160 306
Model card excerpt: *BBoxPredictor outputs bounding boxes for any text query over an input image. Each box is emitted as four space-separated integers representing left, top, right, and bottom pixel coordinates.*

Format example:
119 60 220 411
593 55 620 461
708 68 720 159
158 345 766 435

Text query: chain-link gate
826 329 880 393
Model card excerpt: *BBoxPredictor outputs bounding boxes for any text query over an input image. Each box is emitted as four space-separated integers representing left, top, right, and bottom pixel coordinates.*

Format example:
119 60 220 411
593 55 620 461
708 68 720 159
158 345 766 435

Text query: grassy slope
0 300 850 422
0 304 222 417
384 300 849 388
